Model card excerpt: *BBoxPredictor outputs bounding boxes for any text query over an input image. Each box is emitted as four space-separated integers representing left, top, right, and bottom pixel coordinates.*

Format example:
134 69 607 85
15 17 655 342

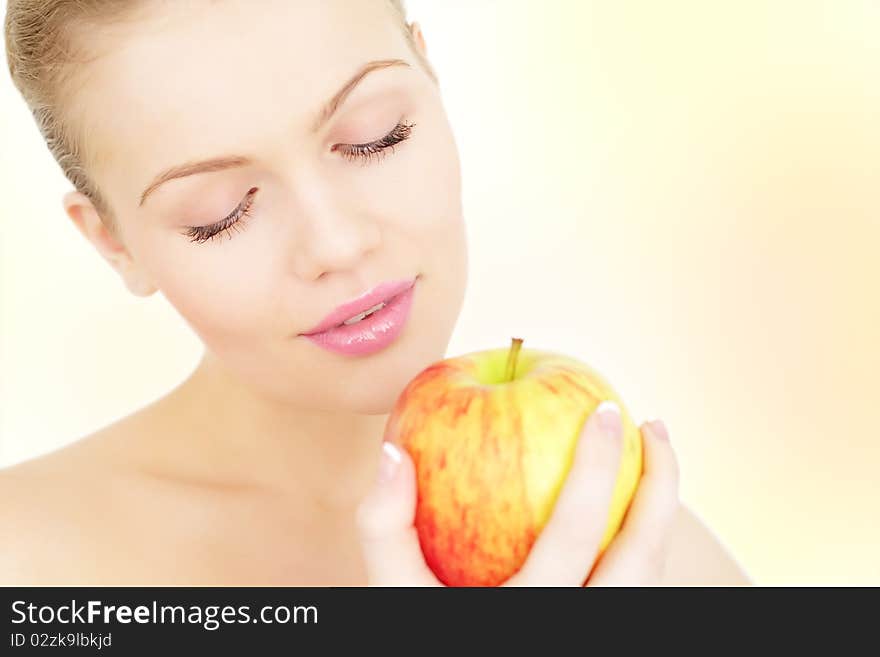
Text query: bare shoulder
660 504 752 586
0 423 140 585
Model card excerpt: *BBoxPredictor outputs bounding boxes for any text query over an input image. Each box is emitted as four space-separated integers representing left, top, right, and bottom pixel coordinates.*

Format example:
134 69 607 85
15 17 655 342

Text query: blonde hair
5 0 430 234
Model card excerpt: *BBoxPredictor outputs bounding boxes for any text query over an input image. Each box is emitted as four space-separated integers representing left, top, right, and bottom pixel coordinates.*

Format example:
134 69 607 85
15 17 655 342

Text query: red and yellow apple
383 337 643 587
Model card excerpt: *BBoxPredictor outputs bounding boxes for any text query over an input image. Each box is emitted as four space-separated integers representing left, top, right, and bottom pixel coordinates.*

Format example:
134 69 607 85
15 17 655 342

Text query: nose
290 189 382 281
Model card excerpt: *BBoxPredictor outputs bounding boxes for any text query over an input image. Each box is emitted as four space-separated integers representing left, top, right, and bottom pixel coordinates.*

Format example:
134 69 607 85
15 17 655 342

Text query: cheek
148 243 280 342
400 121 468 317
394 118 463 234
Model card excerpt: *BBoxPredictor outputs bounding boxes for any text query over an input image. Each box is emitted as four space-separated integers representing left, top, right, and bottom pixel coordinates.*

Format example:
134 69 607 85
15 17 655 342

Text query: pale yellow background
1 1 878 585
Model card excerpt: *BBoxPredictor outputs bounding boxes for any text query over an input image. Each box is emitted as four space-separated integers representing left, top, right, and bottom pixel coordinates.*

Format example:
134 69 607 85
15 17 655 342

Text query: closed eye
182 186 258 244
181 119 415 245
332 118 415 164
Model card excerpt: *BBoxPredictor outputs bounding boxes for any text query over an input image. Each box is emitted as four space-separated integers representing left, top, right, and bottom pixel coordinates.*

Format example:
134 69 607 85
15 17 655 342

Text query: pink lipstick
298 277 417 356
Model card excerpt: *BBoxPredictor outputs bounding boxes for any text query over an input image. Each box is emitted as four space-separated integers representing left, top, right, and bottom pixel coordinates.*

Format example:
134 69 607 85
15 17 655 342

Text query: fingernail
377 442 402 484
595 400 622 438
649 419 669 442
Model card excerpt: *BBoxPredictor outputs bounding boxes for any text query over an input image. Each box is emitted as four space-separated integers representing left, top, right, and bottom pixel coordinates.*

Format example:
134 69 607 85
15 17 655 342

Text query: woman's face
70 0 468 413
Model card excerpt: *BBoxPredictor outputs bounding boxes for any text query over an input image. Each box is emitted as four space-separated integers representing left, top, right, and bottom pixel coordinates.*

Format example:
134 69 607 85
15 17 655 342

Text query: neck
149 350 389 512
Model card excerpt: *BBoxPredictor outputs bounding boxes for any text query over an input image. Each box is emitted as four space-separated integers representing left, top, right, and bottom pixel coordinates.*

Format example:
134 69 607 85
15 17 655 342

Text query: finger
355 442 441 586
588 419 681 586
505 400 624 586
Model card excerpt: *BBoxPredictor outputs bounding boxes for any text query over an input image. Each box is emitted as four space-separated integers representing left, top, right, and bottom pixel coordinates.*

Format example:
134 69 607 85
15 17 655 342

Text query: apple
383 337 643 587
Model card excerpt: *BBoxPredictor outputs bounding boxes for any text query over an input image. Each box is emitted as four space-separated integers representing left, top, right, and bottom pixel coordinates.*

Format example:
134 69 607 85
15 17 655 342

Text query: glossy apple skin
384 345 643 587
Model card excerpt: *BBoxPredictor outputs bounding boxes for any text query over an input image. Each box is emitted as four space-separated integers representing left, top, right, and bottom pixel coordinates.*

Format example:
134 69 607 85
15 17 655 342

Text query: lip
299 277 418 336
298 277 418 357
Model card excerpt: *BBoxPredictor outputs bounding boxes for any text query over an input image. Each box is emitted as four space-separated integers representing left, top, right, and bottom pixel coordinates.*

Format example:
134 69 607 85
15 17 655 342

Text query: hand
355 401 680 586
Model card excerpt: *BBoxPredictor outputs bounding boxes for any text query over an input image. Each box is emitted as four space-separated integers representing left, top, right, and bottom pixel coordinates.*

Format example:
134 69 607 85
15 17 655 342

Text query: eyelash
183 119 416 244
183 187 258 244
332 118 416 164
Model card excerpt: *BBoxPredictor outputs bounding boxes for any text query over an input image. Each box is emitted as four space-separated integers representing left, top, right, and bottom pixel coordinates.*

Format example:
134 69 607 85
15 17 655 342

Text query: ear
62 190 158 297
410 21 428 57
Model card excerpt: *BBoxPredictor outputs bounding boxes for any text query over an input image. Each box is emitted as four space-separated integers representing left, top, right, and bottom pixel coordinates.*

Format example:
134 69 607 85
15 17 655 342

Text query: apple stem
503 337 524 382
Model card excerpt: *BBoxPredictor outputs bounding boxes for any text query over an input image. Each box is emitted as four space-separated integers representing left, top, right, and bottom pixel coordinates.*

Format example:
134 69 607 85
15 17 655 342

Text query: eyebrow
138 58 411 207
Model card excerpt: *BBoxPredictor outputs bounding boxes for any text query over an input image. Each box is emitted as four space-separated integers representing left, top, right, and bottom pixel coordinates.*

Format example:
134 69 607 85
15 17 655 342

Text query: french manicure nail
377 442 402 484
649 419 669 442
595 400 622 438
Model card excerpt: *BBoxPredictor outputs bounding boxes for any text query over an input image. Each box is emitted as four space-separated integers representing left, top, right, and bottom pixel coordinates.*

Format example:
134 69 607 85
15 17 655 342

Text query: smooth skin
0 0 749 586
0 404 749 586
